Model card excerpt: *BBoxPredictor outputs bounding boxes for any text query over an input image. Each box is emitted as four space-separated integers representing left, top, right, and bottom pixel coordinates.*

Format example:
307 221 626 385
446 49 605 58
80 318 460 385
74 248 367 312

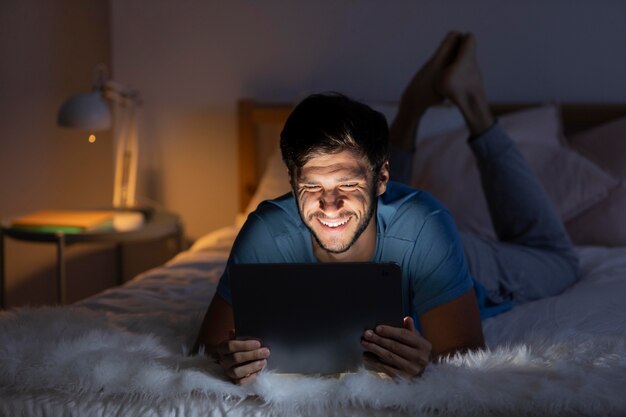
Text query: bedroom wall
109 0 626 241
0 0 116 307
0 0 176 308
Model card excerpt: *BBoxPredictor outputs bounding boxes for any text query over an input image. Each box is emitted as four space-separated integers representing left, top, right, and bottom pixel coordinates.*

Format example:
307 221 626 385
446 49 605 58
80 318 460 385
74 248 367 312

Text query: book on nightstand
10 210 115 233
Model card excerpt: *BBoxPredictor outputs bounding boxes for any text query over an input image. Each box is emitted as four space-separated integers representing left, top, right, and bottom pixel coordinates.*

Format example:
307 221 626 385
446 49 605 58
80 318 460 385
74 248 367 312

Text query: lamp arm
102 80 141 107
112 105 139 208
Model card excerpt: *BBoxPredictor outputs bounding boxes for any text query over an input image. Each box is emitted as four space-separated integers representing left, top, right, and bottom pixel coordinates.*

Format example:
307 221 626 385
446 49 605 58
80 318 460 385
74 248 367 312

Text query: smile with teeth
318 217 351 228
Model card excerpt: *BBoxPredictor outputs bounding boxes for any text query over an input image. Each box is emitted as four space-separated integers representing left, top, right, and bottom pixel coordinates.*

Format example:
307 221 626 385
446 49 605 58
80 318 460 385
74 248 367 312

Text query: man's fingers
231 347 270 364
216 338 261 356
227 359 267 381
371 323 432 352
220 346 270 369
215 338 270 383
236 372 258 385
361 340 406 370
403 316 416 331
363 352 398 378
363 352 415 380
362 333 426 375
361 321 431 378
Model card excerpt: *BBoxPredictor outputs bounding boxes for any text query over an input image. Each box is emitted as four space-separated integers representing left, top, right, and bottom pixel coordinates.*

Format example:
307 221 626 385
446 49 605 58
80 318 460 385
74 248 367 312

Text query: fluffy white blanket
2 244 626 416
1 306 624 417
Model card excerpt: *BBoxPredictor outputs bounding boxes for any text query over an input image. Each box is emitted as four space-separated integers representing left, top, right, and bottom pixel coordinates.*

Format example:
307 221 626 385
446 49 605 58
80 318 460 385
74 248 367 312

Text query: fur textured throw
1 306 625 417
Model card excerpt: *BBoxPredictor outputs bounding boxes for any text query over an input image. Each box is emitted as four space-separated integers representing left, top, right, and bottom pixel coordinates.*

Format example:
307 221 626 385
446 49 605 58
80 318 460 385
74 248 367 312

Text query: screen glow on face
295 150 377 255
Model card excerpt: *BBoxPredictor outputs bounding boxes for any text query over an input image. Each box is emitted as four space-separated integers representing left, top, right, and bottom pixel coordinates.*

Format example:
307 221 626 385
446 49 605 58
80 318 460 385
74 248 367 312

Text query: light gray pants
390 123 579 309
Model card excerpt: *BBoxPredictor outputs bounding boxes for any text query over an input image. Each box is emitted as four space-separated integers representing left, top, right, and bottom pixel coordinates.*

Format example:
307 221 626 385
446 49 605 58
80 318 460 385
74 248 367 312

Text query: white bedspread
1 227 625 417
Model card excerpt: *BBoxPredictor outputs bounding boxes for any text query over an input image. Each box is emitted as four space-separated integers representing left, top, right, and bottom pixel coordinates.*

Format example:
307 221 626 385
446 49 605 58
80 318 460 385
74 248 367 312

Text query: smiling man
295 151 382 262
194 32 578 384
194 92 485 384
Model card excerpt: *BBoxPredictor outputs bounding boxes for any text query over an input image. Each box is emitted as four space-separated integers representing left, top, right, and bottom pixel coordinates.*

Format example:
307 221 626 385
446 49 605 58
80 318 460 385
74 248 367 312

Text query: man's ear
376 161 390 196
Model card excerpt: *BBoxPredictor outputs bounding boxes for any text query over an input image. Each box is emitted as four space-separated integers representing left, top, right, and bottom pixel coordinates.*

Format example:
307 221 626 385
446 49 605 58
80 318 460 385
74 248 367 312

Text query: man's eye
303 185 321 192
340 183 358 189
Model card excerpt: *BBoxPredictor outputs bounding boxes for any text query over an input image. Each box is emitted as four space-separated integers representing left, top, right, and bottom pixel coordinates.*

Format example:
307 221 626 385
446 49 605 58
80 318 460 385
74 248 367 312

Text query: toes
432 31 463 64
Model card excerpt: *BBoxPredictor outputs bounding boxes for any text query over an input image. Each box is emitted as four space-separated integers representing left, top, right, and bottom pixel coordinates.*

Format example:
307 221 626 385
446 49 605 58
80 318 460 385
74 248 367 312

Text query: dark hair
279 93 389 179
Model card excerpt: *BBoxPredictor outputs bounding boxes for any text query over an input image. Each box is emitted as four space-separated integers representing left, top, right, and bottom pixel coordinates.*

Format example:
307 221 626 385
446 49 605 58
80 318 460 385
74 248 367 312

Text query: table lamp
57 64 141 209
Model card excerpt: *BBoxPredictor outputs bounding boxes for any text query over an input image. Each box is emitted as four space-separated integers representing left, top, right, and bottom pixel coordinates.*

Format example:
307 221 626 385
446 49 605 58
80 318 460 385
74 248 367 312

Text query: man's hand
215 330 270 385
361 316 431 378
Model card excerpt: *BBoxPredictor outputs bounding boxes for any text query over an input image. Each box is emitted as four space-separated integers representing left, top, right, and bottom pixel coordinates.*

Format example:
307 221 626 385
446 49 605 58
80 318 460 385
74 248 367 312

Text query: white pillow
565 182 626 246
411 105 619 239
365 101 465 138
564 116 626 246
569 116 626 181
243 147 291 215
418 105 466 138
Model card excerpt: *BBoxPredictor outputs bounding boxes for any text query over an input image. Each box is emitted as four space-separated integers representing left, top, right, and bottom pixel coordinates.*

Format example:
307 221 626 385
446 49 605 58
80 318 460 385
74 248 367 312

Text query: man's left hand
361 316 431 378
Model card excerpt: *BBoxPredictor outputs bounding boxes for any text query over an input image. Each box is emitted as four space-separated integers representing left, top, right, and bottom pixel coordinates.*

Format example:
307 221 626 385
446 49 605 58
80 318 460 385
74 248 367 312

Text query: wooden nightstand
0 210 184 308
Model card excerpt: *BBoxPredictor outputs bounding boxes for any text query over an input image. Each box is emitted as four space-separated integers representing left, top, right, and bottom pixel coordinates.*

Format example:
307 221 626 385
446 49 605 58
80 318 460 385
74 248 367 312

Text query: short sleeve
216 212 283 304
409 208 474 316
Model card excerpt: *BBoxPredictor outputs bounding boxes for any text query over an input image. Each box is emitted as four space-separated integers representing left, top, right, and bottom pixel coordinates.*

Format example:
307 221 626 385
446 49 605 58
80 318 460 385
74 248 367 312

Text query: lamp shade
57 92 112 130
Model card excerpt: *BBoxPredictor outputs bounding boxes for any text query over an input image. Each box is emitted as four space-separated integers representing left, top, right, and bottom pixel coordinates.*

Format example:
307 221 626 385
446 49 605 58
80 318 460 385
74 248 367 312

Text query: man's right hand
215 330 270 384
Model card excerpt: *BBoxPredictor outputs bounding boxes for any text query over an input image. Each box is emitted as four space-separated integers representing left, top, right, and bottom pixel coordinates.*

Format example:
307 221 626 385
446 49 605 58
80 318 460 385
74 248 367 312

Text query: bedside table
0 210 184 308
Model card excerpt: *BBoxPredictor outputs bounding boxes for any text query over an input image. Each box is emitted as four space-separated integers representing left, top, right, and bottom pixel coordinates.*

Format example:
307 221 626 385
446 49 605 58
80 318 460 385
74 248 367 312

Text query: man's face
294 149 388 259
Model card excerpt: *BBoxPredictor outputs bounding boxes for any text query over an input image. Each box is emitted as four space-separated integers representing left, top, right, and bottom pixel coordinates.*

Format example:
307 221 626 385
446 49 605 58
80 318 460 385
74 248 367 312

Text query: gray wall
110 0 626 241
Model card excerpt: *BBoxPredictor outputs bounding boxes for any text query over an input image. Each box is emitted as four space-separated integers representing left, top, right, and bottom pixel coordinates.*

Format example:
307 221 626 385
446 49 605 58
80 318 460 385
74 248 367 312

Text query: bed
1 100 626 417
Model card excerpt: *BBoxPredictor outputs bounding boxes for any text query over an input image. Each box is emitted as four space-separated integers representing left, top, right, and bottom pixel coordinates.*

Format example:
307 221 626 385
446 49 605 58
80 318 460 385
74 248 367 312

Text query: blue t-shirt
216 181 474 318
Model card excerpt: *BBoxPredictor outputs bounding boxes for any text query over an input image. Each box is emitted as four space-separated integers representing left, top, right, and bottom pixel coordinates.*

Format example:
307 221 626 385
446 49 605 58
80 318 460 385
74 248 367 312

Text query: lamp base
113 205 155 221
112 211 144 232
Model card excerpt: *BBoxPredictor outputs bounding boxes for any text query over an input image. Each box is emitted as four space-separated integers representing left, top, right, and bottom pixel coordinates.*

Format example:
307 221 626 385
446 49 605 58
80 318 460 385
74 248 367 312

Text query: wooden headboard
238 101 292 213
238 100 626 212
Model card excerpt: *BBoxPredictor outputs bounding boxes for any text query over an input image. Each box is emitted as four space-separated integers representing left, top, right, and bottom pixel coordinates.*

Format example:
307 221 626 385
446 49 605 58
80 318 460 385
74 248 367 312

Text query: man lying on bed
194 32 579 384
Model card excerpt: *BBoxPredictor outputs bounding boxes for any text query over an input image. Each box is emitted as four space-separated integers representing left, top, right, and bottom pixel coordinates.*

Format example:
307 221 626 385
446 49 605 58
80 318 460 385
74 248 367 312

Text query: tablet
230 262 403 374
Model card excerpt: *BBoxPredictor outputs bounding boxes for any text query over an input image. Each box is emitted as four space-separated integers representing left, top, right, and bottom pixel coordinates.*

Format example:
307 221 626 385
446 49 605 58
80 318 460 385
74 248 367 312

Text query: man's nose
319 189 344 211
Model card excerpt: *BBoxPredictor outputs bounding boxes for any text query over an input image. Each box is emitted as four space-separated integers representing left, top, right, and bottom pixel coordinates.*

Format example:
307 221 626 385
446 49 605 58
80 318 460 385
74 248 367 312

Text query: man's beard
299 189 378 255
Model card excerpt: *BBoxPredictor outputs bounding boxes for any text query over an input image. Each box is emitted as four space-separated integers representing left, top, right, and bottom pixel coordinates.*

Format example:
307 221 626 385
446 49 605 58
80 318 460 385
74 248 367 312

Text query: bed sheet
484 245 626 344
1 226 625 417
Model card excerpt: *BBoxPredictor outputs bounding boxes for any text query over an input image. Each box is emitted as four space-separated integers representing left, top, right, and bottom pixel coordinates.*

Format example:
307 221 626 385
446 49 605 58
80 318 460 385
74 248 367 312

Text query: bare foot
401 31 464 113
436 33 494 136
391 31 464 150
